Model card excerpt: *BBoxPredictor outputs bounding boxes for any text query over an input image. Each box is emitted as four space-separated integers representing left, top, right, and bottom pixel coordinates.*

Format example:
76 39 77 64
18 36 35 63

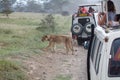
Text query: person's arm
98 12 106 26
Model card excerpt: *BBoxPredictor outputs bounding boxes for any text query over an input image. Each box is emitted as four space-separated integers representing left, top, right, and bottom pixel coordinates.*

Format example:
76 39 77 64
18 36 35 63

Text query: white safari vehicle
87 0 120 80
71 4 100 45
88 24 120 80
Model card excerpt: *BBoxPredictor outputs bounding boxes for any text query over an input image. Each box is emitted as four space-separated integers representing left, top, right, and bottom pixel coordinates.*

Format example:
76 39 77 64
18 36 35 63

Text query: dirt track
10 46 88 80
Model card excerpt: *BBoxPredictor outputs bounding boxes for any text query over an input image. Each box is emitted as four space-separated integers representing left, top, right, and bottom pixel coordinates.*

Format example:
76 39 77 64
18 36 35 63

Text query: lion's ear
46 35 50 41
44 35 47 38
47 35 50 38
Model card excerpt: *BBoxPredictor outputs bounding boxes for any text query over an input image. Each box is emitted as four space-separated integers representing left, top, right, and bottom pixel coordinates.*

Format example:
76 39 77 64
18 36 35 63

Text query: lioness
41 34 73 54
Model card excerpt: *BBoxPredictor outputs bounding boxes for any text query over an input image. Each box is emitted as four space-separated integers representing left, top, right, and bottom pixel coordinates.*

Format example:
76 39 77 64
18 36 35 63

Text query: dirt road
10 46 88 80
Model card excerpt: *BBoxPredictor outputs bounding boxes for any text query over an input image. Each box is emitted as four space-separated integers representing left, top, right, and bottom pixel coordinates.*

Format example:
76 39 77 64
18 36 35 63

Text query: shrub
0 29 12 34
61 11 69 16
53 75 71 80
36 14 57 33
0 60 28 80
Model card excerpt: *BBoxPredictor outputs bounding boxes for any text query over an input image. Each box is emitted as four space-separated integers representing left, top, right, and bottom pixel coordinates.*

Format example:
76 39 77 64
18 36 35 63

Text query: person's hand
101 12 105 15
98 12 102 16
99 12 104 15
98 12 106 17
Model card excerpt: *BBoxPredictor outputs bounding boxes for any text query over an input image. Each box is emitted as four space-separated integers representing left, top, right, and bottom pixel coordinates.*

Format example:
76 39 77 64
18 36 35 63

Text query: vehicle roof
79 3 101 7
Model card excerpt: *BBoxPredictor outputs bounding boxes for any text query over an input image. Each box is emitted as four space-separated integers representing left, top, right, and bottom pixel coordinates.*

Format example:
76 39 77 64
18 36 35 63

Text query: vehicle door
89 35 103 80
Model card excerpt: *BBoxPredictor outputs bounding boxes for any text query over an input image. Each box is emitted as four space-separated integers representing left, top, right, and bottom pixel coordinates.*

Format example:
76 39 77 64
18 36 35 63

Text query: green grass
53 75 71 80
0 12 72 80
0 12 71 57
0 60 28 80
0 18 38 26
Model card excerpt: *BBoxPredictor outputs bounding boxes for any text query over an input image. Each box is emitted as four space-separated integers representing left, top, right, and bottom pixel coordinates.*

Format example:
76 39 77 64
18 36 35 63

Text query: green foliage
44 0 69 13
0 0 14 18
37 14 57 33
0 60 28 80
0 12 71 80
1 9 13 14
53 75 71 80
0 28 12 34
61 11 69 16
0 12 71 56
26 0 42 12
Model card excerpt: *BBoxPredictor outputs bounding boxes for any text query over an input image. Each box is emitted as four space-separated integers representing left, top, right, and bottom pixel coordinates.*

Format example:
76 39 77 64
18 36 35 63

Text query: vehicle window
90 35 97 61
108 38 120 77
92 38 99 66
95 42 103 74
90 35 102 74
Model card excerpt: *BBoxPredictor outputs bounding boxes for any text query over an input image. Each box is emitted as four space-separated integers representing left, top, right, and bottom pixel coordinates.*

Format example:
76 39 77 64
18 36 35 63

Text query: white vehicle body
88 0 120 80
89 25 120 80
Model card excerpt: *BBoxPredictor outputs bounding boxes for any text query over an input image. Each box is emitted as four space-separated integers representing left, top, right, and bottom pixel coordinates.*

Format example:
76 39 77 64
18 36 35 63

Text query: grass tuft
0 60 28 80
53 75 71 80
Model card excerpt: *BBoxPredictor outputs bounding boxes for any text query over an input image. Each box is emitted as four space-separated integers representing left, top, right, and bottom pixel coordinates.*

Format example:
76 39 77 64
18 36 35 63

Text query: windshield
77 5 101 17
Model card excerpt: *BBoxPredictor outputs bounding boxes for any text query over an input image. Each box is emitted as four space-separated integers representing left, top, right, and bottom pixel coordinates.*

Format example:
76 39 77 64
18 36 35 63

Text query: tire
84 22 94 35
71 23 83 35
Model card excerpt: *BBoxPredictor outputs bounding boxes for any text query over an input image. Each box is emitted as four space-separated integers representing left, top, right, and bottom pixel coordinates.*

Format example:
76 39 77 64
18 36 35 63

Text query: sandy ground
10 46 88 80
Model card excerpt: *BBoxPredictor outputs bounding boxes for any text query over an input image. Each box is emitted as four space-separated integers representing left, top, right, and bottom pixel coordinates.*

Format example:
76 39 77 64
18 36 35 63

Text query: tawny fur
41 35 74 54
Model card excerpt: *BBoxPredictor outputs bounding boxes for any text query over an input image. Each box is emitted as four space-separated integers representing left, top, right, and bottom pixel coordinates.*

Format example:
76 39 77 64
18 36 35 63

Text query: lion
41 34 74 54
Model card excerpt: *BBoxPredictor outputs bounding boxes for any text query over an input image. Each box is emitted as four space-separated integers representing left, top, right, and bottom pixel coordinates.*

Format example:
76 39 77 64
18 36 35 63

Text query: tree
37 14 57 33
13 1 26 12
0 0 16 18
44 0 69 13
26 0 42 12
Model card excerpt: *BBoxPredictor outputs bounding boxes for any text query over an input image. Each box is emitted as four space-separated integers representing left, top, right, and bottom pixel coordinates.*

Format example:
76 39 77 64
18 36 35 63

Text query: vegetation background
0 12 71 80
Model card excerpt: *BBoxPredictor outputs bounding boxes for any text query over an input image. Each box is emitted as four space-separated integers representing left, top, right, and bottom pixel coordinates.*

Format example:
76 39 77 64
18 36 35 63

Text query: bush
0 60 28 80
53 75 71 80
36 14 57 33
61 11 69 16
1 9 13 18
0 29 12 34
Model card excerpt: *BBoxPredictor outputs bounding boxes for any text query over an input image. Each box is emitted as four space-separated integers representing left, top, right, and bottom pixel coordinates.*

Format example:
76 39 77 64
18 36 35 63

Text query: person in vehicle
88 7 95 16
78 6 88 14
88 7 95 13
98 0 119 26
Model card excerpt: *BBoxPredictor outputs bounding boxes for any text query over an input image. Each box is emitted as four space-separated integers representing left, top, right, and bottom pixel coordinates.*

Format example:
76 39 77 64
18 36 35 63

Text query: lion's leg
43 41 52 51
51 42 55 52
70 43 74 55
67 40 74 55
65 42 69 54
69 41 74 55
